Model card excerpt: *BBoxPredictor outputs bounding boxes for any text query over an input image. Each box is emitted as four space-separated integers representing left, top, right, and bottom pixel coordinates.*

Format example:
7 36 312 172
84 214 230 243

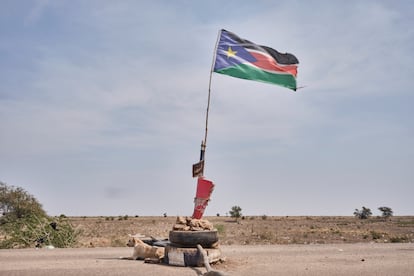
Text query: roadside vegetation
1 183 411 248
0 181 79 249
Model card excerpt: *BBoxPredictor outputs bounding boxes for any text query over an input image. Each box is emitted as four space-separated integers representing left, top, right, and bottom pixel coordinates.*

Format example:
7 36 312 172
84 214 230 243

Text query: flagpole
200 30 222 171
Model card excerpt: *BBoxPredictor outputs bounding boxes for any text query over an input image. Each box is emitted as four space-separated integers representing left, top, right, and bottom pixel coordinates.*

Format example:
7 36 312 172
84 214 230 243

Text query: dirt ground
69 216 414 247
1 216 413 275
1 243 413 275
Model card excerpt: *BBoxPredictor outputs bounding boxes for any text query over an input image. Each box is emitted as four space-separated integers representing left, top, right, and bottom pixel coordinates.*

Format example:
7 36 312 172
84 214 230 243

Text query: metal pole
200 29 222 167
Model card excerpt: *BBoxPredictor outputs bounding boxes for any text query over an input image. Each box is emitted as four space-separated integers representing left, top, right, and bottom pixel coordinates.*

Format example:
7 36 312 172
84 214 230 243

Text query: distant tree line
354 206 393 219
224 205 394 220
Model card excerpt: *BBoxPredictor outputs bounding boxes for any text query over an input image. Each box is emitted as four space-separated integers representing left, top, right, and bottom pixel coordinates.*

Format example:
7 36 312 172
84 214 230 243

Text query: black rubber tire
169 230 218 248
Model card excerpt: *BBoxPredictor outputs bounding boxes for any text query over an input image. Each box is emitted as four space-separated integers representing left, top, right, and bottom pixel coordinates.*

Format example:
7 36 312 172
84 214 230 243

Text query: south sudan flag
213 29 299 91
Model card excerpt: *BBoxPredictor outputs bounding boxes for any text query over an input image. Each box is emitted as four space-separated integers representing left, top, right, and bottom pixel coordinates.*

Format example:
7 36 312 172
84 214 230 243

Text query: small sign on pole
192 160 204 178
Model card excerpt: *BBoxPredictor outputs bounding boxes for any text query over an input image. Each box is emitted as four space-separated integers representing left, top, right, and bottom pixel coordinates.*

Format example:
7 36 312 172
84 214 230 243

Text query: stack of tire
165 229 222 267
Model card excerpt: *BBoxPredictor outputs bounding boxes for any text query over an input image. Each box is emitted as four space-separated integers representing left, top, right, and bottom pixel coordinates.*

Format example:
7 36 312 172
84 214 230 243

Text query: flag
213 29 299 91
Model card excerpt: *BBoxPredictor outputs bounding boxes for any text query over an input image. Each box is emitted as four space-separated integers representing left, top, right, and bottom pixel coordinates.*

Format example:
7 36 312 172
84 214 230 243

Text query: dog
121 235 165 262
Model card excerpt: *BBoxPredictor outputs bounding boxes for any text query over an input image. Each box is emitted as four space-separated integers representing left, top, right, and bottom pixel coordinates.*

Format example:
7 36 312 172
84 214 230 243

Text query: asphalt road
1 243 413 275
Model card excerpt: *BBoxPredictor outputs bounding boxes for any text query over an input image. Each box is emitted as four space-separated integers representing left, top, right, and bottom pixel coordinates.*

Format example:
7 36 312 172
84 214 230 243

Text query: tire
169 230 219 248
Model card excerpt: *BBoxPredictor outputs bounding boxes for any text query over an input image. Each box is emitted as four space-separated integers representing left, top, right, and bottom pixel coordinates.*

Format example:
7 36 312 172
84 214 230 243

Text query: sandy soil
1 243 413 275
69 216 414 247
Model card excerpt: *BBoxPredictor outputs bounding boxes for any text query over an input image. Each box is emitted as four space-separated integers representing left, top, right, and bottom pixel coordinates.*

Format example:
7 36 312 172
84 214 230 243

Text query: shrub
370 231 382 240
354 207 372 219
215 224 225 234
378 206 393 219
111 238 125 247
229 206 242 220
0 182 46 219
390 236 408 243
0 181 79 248
0 214 80 248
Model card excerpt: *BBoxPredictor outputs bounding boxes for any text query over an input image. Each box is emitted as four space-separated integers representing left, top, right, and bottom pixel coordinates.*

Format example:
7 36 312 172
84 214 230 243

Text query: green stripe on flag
215 64 297 91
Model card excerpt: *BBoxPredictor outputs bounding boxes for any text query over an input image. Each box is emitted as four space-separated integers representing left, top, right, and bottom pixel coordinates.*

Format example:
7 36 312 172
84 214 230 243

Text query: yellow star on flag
225 46 237 58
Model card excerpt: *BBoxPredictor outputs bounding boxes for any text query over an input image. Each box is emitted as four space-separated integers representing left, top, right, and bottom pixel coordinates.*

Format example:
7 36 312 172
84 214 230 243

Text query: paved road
1 243 413 275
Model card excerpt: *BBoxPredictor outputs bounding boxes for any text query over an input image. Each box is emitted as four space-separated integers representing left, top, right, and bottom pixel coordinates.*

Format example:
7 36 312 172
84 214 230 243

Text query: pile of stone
172 216 214 231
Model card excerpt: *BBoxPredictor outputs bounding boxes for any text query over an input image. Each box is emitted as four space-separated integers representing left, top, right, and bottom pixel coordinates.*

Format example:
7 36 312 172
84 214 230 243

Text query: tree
0 182 46 220
353 206 372 219
229 206 242 220
0 181 79 249
378 206 393 219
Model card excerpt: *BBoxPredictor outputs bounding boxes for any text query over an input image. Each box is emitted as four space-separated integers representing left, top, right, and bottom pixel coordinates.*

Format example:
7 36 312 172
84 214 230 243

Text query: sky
1 1 413 217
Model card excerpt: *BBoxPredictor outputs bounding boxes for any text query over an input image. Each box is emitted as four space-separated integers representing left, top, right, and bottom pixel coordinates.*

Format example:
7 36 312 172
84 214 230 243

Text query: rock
173 217 214 231
172 224 191 231
176 216 187 224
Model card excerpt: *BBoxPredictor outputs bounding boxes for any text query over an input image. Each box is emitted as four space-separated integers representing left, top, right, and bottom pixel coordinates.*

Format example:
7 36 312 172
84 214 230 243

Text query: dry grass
68 216 414 248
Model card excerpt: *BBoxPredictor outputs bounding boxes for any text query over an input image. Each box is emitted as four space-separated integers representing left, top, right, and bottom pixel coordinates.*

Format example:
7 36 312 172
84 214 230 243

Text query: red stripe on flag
250 51 298 77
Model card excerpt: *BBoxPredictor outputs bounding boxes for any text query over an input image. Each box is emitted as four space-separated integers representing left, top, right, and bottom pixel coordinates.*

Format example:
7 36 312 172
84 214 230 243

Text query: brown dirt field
69 216 414 248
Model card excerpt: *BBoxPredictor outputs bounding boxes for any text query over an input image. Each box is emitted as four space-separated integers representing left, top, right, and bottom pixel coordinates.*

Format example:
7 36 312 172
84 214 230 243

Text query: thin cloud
1 1 413 216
